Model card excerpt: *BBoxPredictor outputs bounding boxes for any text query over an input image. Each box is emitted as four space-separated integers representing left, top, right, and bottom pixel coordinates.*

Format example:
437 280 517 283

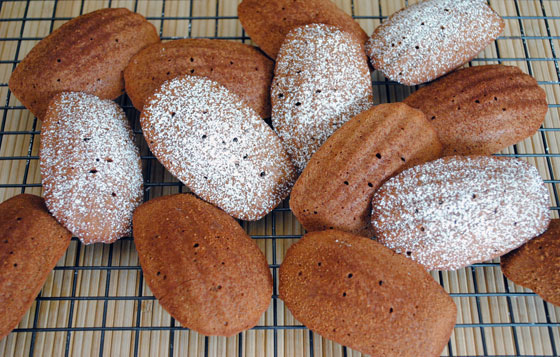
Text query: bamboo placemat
0 0 559 356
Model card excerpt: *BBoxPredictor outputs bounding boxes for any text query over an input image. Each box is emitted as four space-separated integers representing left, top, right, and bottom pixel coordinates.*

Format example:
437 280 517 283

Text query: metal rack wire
0 0 560 356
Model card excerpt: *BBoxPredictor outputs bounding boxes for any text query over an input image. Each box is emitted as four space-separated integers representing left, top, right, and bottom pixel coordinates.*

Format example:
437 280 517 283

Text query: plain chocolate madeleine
404 65 547 155
124 39 274 117
279 230 456 356
290 103 442 236
133 194 273 336
8 8 159 119
501 219 560 306
0 194 72 340
238 0 367 59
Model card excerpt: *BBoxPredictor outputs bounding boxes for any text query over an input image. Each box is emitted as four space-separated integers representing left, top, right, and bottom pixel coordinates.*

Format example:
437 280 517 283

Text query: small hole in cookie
13 263 17 267
89 169 98 174
190 57 194 62
348 273 353 278
344 181 349 185
431 116 436 120
420 226 425 232
379 280 383 286
368 182 373 187
171 112 176 118
391 43 395 47
401 157 406 162
243 154 248 160
441 26 445 30
3 240 7 244
475 99 480 103
16 217 22 221
514 222 518 226
415 208 419 213
166 72 170 75
233 137 238 142
342 292 347 297
444 8 449 11
278 93 284 98
230 61 234 65
9 251 13 254
539 246 543 250
415 45 419 49
193 243 199 248
57 78 60 82
96 158 100 162
56 59 61 63
313 211 317 214
202 135 207 139
298 271 302 276
295 102 301 106
316 89 322 93
472 194 477 199
260 171 266 177
83 137 91 142
318 262 322 266
494 97 498 101
376 153 382 159
163 275 167 280
111 192 116 197
222 140 226 145
157 271 161 276
421 22 425 25
502 108 506 111
190 69 195 74
389 307 394 313
406 251 412 256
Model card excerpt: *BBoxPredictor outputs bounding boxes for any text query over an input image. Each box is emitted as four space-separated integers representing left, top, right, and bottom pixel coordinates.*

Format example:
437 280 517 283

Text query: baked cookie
279 230 456 356
501 219 560 306
271 24 373 173
140 75 295 221
404 65 548 155
372 156 550 271
0 194 72 340
124 39 274 117
290 103 442 236
8 8 159 119
133 193 272 336
238 0 367 59
366 0 504 85
41 92 143 244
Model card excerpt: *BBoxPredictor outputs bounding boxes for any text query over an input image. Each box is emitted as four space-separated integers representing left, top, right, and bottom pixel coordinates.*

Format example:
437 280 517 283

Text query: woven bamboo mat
0 0 559 356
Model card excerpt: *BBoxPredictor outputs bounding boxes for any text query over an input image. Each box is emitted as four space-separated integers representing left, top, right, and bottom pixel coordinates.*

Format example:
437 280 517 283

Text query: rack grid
0 0 560 356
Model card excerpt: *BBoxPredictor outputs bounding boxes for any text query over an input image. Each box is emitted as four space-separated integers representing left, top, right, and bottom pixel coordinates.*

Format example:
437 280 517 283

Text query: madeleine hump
40 92 143 244
140 75 296 221
366 0 504 85
290 103 442 236
271 24 373 173
8 8 159 119
279 230 456 356
372 156 551 271
404 65 548 155
238 0 367 59
133 194 273 336
0 194 72 340
124 39 274 117
501 219 560 307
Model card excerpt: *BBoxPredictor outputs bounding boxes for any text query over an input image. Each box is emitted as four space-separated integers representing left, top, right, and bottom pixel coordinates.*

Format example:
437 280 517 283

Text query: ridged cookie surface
290 103 442 236
404 65 547 155
8 8 159 119
238 0 367 59
133 194 272 336
271 24 373 173
501 219 560 306
124 39 274 117
0 194 72 340
366 0 504 85
140 75 295 221
372 156 550 270
41 92 143 244
279 230 456 356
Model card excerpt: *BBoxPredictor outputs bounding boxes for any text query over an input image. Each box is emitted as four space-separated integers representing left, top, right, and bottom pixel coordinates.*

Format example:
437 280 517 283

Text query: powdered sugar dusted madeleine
404 65 548 155
124 39 274 117
272 24 373 173
238 0 368 59
133 194 272 336
9 8 159 119
141 75 296 221
371 156 550 271
279 230 456 356
291 103 442 236
366 0 504 86
41 92 143 244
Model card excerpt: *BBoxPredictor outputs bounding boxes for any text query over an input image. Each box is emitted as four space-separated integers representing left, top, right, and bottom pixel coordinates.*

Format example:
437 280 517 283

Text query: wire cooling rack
0 0 560 356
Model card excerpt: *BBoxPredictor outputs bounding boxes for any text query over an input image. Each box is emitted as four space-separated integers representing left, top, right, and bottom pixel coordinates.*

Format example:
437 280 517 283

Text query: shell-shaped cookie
366 0 504 85
501 219 560 307
133 194 272 336
0 194 72 340
404 65 548 155
238 0 367 59
279 230 456 357
124 39 274 117
140 75 296 221
372 156 551 271
290 103 442 236
272 24 373 173
9 8 159 119
40 92 143 244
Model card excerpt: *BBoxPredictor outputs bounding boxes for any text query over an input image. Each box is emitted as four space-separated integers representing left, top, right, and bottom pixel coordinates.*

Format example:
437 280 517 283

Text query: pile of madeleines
1 0 558 355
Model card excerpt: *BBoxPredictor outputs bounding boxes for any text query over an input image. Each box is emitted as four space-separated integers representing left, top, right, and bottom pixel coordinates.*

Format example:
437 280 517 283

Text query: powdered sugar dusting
366 0 504 85
40 92 143 244
271 23 373 173
141 75 296 221
371 156 550 270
